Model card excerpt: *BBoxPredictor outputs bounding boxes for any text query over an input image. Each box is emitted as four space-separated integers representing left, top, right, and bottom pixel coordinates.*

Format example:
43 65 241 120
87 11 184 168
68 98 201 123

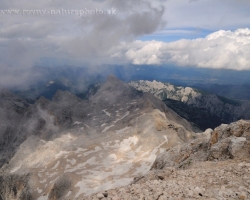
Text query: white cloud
120 28 250 70
125 41 164 65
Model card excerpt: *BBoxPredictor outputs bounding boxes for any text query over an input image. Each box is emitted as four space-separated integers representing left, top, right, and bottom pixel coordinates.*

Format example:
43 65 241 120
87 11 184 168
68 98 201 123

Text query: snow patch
37 195 48 200
76 148 88 153
101 125 115 133
55 151 69 158
51 161 60 170
115 126 131 134
10 165 22 173
119 136 138 152
101 123 106 127
37 188 43 194
102 109 111 117
74 121 83 125
67 159 76 165
114 111 130 123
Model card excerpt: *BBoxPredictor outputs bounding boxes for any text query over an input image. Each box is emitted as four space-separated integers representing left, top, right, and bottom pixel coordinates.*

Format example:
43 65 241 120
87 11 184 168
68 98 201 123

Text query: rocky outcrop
129 80 201 103
151 120 250 170
208 120 250 160
86 120 250 200
0 90 30 168
0 174 32 200
48 175 71 200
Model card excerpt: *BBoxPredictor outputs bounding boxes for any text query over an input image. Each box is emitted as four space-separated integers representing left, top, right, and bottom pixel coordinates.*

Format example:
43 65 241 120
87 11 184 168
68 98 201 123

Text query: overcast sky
0 0 250 87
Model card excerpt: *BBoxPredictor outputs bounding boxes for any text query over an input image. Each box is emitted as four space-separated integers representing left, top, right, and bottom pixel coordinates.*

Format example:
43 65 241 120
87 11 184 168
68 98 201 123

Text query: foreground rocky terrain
0 76 194 199
87 120 250 200
130 80 250 130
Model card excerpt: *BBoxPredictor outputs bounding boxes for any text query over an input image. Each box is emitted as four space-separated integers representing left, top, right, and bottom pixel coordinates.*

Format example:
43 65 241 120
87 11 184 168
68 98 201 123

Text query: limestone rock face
208 120 250 160
209 137 232 160
129 80 201 104
210 120 250 145
229 137 248 159
151 120 250 169
0 174 32 200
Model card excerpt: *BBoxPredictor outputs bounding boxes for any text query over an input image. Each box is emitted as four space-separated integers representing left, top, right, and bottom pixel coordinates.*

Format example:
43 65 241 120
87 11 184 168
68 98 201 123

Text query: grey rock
48 175 71 200
229 137 248 159
0 174 32 200
96 193 104 199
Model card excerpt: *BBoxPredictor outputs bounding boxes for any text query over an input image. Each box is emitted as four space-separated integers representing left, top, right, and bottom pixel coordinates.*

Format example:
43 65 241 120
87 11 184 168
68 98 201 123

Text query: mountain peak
0 89 15 98
35 96 51 109
90 75 139 104
52 90 81 103
107 74 121 83
102 75 129 91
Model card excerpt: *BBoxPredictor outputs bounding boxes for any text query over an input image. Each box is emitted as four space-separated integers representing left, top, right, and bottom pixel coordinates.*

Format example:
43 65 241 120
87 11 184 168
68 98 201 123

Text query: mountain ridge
0 76 196 199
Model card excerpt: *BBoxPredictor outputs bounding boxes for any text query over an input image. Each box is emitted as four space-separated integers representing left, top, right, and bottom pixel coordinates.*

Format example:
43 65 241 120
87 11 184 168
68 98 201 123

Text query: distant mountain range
129 80 250 130
6 65 250 104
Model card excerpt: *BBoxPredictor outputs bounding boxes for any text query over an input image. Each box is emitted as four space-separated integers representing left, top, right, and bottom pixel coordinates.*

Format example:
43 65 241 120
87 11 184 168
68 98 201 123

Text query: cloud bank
0 0 166 87
118 28 250 70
